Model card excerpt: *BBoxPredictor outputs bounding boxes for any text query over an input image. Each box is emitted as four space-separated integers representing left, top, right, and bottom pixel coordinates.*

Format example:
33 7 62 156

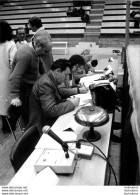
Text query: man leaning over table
26 59 87 135
28 16 53 72
10 35 47 129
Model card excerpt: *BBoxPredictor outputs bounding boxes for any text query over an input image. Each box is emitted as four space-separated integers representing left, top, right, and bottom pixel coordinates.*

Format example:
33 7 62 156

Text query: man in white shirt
15 27 27 49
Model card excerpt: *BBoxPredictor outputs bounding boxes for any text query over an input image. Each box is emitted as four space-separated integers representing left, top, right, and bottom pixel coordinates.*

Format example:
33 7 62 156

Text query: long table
9 115 113 186
8 71 118 187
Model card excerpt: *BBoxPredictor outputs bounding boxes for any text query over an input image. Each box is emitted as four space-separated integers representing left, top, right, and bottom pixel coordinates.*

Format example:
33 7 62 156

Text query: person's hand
87 71 94 76
79 87 88 94
109 75 118 84
11 97 22 107
69 97 80 107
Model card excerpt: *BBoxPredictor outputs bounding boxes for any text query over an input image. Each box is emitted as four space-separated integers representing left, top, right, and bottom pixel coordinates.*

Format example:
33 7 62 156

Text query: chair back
10 126 40 172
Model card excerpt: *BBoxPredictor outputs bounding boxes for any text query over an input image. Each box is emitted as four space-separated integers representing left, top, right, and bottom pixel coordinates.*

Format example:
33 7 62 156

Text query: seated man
78 6 85 17
130 10 140 28
26 59 81 135
81 12 89 23
66 6 73 17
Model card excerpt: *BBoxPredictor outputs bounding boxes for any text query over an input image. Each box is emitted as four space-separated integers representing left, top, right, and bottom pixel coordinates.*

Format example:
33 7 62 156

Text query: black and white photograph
0 0 140 194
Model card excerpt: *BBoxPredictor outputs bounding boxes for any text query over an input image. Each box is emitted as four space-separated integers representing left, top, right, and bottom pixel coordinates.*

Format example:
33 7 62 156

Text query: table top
9 112 113 186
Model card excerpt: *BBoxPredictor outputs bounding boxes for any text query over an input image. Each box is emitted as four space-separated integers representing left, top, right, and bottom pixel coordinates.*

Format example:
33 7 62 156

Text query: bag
89 83 121 113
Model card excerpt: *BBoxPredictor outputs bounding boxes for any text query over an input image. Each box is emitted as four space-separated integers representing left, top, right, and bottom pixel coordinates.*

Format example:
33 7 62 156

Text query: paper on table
110 81 116 91
28 167 58 194
35 131 77 149
63 117 84 134
80 74 103 88
72 91 92 106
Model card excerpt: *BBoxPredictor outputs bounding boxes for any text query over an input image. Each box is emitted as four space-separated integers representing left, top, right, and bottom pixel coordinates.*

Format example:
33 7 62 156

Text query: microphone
42 126 68 151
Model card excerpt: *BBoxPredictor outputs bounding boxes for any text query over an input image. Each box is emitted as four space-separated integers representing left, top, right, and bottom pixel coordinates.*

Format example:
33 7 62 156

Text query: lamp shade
74 106 109 142
75 106 109 127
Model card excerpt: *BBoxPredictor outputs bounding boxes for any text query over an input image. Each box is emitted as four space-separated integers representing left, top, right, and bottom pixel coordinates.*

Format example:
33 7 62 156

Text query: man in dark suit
26 59 80 135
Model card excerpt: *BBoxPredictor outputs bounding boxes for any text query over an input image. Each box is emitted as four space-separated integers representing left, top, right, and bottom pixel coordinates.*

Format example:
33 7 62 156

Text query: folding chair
6 105 23 140
10 126 40 172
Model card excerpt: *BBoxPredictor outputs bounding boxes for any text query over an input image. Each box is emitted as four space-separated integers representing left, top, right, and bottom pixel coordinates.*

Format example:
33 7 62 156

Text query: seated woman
58 56 88 95
69 54 94 85
87 59 98 74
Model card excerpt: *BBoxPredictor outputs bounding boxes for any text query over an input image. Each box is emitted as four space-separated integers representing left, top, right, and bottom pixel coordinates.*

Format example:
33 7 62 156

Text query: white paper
80 74 103 88
72 91 92 106
28 167 58 195
35 131 77 149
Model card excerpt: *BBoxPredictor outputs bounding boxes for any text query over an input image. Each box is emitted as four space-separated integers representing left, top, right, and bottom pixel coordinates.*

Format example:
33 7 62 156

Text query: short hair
91 59 98 67
28 16 42 28
34 35 51 51
16 27 25 35
69 54 85 66
51 59 72 72
0 20 13 43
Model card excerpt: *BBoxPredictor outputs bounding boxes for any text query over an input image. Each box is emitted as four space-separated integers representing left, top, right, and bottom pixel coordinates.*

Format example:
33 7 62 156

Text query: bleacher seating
100 2 140 36
52 42 68 55
11 23 86 35
0 0 91 38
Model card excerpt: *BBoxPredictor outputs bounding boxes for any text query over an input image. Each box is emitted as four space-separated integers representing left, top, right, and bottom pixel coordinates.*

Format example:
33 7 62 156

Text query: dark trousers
19 83 33 129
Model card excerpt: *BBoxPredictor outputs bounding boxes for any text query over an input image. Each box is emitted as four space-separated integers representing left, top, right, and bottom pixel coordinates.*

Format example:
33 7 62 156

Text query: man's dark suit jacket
27 71 75 135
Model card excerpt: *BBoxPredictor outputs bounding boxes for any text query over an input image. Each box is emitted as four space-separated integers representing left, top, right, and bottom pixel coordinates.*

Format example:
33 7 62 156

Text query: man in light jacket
28 16 53 72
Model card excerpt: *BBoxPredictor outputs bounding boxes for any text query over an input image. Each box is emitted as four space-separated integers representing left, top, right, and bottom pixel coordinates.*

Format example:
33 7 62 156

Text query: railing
52 42 68 55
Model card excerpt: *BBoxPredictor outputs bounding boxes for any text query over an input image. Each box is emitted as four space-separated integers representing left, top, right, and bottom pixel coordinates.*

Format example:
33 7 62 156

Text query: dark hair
69 54 85 66
91 59 98 67
28 16 42 28
0 20 13 43
51 59 72 71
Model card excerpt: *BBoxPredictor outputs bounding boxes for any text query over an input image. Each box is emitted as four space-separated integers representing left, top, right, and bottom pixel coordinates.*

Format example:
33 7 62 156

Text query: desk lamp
75 105 109 142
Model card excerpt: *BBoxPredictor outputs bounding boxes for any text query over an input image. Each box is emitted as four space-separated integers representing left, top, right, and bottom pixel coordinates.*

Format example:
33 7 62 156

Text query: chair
10 126 40 172
6 105 23 140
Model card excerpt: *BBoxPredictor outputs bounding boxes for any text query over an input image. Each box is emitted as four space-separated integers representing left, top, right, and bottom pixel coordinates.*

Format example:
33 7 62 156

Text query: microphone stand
62 145 69 158
63 139 88 159
61 141 78 159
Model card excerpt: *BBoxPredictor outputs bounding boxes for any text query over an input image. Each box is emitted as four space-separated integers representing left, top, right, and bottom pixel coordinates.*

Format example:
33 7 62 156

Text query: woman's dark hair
69 54 85 66
91 59 98 67
51 59 72 71
28 16 42 28
0 20 13 43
